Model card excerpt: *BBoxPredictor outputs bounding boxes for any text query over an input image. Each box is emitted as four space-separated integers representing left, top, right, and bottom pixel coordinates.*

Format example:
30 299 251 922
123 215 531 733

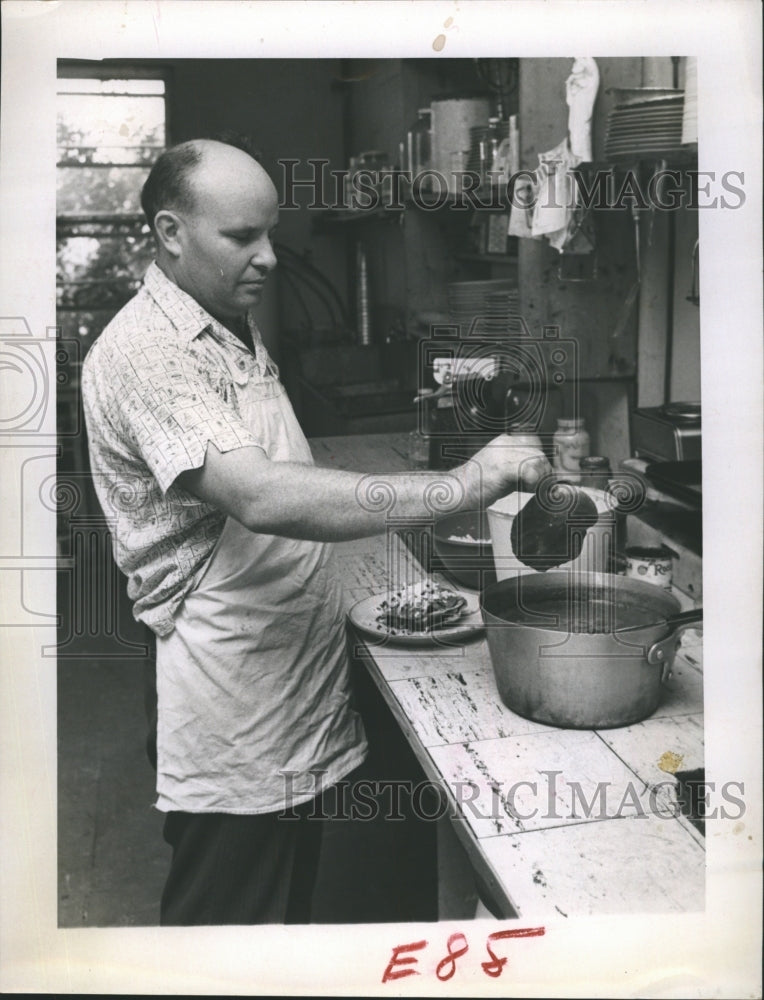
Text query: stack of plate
448 279 521 336
681 57 698 145
484 289 523 334
604 89 685 159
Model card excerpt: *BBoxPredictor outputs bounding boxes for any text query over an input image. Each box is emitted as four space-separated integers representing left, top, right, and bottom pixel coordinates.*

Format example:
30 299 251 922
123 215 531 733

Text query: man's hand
461 435 551 506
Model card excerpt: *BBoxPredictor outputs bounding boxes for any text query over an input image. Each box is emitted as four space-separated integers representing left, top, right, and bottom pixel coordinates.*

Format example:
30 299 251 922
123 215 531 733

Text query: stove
631 402 702 462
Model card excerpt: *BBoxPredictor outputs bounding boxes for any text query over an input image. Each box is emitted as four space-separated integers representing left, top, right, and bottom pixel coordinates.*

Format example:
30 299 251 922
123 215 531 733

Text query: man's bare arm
176 436 550 542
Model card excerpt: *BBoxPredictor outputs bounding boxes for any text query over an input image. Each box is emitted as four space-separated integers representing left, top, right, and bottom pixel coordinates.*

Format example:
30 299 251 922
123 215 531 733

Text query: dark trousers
159 801 325 926
145 659 324 925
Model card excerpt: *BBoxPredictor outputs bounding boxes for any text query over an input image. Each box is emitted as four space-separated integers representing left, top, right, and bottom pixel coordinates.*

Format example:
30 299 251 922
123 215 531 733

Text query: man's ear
154 210 184 257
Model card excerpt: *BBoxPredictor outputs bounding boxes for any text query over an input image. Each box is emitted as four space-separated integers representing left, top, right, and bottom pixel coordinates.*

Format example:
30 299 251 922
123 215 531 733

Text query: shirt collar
142 260 258 351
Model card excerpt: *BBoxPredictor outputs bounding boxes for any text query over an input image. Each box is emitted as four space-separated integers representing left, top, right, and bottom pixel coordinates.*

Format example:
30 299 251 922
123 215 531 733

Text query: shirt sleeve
106 337 263 494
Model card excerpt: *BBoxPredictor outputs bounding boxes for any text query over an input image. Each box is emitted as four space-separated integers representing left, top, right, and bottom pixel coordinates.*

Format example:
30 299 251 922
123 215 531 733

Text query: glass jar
553 417 590 482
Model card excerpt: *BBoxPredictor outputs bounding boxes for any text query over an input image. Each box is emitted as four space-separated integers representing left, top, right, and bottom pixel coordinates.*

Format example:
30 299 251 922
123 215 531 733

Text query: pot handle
646 608 703 681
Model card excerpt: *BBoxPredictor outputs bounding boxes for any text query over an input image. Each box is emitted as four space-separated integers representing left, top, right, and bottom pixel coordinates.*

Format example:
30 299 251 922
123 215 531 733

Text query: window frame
55 61 171 331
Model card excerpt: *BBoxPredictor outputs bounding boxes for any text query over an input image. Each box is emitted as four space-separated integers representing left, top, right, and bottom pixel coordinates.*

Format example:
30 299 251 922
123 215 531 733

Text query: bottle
483 116 501 186
579 456 612 492
398 140 407 173
553 417 590 482
508 115 520 176
494 137 512 186
355 242 371 346
407 108 432 180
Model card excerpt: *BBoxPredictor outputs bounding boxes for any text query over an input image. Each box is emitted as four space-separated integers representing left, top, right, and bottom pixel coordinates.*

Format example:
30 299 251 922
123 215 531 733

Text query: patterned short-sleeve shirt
81 261 278 636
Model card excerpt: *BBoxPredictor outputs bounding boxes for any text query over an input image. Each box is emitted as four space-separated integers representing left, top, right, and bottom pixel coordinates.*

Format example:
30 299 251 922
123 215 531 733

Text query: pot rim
479 570 683 633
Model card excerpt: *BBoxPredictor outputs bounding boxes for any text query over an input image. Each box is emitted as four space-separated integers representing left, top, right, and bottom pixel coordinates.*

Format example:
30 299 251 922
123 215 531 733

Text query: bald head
144 138 280 326
184 140 278 222
141 138 276 232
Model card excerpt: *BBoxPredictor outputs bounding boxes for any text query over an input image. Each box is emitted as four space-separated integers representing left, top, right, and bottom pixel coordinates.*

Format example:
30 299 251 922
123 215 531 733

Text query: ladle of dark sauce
510 479 599 572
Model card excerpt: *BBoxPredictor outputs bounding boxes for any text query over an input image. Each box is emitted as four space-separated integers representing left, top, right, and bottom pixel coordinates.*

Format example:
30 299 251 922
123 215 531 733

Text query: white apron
155 348 367 814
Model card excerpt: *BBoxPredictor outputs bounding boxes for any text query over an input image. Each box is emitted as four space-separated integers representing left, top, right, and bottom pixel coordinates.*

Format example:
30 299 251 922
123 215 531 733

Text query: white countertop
312 433 705 920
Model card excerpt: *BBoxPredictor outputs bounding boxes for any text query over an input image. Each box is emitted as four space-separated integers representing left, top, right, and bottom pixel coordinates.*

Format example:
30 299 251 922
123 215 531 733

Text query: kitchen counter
310 432 705 920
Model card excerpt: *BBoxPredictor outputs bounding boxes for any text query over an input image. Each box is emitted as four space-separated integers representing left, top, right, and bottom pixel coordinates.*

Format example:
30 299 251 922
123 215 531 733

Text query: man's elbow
238 509 281 536
235 489 282 536
235 476 305 538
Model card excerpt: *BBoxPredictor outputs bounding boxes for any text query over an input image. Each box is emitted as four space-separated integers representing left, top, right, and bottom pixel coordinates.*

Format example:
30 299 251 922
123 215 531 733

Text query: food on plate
375 580 467 634
447 532 491 544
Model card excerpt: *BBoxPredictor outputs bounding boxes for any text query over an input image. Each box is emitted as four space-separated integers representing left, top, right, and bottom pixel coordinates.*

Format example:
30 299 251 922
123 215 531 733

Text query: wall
633 57 701 407
517 56 701 466
669 205 700 401
637 179 701 407
117 57 350 361
668 58 701 403
517 57 643 468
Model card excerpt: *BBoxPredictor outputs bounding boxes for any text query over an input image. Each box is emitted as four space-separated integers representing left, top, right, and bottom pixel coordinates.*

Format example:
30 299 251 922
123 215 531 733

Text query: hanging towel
508 58 600 253
531 137 580 250
566 57 600 162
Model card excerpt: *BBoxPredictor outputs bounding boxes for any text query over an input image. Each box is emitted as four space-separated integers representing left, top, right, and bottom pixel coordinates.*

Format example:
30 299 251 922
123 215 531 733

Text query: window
56 69 167 522
56 73 167 346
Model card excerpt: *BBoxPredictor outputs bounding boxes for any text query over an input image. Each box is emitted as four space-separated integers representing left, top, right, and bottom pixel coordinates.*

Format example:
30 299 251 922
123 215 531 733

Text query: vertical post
663 205 676 405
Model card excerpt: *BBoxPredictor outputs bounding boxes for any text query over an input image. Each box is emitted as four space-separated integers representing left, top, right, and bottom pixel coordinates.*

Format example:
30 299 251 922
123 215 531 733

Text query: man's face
172 157 279 324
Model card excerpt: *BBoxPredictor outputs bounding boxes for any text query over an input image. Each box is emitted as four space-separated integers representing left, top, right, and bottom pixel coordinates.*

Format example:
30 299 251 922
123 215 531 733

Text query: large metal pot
480 572 702 729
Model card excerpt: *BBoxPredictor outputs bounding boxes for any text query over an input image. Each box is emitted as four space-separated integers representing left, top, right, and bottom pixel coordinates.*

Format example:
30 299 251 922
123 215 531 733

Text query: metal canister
580 455 612 492
430 96 490 192
624 544 676 590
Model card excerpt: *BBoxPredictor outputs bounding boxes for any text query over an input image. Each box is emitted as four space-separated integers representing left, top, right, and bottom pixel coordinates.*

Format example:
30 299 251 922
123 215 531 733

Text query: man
81 138 549 926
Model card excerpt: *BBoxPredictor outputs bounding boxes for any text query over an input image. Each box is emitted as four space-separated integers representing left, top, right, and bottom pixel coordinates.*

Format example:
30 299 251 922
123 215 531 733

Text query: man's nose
251 239 277 271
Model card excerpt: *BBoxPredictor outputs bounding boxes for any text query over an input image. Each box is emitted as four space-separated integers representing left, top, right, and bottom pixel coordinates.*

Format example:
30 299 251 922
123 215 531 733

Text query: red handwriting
435 933 469 982
482 927 546 977
382 927 546 983
382 939 428 982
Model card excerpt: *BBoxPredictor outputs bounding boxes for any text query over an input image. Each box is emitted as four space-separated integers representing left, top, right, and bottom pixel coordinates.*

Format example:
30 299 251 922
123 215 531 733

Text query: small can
624 545 677 590
580 456 612 492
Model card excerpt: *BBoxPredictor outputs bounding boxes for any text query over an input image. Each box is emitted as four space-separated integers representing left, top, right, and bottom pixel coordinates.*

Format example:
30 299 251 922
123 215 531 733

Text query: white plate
347 590 484 646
